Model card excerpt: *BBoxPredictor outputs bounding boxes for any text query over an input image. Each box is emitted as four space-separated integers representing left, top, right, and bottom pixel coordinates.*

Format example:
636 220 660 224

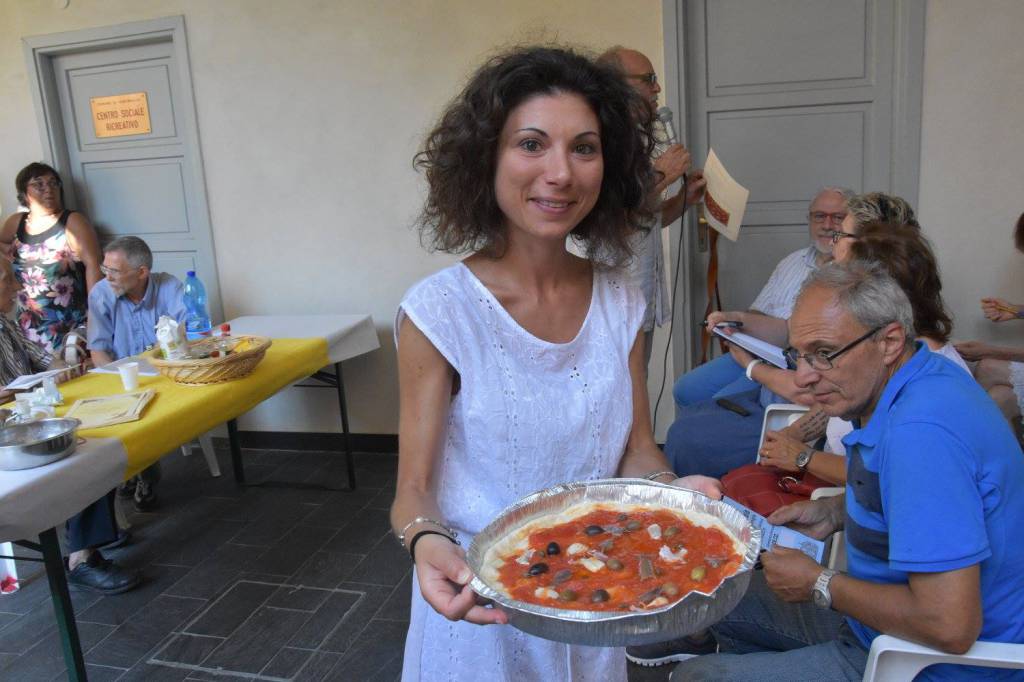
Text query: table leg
39 528 86 681
333 362 357 490
228 418 245 484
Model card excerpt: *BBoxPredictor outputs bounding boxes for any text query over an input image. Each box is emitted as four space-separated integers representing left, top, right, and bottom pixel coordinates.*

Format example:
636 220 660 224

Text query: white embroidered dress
396 262 645 682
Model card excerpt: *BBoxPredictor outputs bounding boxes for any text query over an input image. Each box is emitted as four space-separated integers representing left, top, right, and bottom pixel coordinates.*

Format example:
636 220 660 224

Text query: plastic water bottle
183 271 212 340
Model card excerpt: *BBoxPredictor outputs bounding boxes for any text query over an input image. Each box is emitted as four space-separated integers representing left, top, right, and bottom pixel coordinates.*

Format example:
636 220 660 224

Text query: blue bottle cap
186 270 196 277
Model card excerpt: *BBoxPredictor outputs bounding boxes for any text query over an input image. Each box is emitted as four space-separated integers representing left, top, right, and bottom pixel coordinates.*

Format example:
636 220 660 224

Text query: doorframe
662 0 926 374
20 15 222 320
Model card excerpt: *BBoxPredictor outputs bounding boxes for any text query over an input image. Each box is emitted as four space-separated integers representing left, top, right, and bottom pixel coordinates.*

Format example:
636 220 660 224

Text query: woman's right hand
415 534 508 626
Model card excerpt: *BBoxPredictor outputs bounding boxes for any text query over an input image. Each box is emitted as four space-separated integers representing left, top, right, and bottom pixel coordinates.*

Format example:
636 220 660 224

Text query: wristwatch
812 568 837 609
795 447 814 471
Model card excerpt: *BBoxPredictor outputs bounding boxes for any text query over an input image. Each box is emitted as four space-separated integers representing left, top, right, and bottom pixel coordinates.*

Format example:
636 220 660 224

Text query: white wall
0 0 667 436
918 0 1024 347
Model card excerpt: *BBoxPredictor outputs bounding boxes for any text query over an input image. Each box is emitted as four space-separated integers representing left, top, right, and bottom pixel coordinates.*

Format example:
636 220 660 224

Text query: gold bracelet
644 470 677 483
395 516 459 547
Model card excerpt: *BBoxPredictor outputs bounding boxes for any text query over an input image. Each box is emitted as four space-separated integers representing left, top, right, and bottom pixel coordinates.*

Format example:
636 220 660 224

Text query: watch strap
813 568 836 608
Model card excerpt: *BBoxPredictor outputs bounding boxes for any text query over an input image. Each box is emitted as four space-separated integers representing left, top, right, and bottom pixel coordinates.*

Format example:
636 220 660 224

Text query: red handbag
721 463 834 517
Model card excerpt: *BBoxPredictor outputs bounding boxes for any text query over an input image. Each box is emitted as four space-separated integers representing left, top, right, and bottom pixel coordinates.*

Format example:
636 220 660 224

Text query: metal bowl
0 418 81 471
467 479 760 647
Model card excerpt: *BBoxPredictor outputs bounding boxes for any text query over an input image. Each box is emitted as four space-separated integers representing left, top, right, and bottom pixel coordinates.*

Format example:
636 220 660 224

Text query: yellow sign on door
90 92 151 138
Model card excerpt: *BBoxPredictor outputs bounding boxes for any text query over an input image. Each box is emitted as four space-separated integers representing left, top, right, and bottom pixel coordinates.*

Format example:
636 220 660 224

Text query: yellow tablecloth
49 337 329 478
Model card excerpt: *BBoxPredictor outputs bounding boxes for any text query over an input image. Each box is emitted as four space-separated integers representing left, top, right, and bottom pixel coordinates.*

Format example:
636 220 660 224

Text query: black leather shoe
67 553 141 595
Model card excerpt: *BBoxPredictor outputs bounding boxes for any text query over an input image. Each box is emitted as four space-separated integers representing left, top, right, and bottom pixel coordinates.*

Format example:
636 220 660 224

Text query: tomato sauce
496 507 742 612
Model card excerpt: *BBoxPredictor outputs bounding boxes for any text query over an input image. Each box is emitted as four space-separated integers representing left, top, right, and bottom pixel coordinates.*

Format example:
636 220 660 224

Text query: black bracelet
408 529 457 563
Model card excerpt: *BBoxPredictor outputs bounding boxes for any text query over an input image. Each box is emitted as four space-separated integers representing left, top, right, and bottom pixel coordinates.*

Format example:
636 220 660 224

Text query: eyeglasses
809 211 847 225
27 179 61 191
627 72 658 86
829 229 859 245
100 264 140 277
783 326 884 371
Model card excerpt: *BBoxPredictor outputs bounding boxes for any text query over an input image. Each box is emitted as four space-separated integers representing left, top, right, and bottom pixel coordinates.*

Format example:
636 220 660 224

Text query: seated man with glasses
672 187 851 413
672 260 1024 681
88 235 186 512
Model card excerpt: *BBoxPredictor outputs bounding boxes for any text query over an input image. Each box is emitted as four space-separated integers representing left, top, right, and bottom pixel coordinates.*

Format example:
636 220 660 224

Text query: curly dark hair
1014 212 1024 253
15 162 64 209
847 221 953 343
414 46 656 265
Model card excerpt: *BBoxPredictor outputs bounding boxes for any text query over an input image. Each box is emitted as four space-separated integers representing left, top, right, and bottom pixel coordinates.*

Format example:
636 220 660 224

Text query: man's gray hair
809 186 855 211
799 260 915 338
847 192 919 229
104 235 153 270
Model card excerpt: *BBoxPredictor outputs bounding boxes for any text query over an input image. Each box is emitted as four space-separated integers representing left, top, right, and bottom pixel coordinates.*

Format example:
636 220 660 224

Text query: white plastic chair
810 486 845 569
863 634 1024 680
179 431 220 477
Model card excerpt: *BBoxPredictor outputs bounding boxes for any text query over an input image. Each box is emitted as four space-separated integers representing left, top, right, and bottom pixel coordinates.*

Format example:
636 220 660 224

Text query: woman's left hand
670 475 723 500
758 430 803 472
954 340 993 362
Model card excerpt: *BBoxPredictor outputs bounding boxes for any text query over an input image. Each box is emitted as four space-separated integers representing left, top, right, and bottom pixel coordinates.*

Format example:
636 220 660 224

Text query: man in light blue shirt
88 235 185 510
88 236 186 366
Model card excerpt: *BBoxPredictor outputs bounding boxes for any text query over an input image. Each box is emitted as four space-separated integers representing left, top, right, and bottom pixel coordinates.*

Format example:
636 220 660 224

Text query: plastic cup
118 362 140 391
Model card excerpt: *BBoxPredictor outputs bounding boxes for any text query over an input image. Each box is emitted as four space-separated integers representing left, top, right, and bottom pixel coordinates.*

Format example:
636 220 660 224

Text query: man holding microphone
598 47 706 368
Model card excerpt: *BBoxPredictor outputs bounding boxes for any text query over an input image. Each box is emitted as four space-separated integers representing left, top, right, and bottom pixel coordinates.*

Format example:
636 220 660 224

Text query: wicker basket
149 335 272 386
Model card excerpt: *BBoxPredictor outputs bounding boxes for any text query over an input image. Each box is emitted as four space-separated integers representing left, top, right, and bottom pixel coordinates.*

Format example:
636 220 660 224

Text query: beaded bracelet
396 516 459 547
409 529 458 563
644 470 677 483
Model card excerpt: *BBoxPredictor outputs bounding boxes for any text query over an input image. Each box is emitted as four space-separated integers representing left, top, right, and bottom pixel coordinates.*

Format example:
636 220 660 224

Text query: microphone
656 106 678 145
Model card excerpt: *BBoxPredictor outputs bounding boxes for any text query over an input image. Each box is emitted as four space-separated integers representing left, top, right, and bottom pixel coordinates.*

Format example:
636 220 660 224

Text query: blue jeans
672 571 868 681
664 389 764 479
673 355 759 412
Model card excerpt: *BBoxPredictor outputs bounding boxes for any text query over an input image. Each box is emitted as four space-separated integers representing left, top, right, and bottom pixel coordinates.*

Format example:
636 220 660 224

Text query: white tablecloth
227 314 379 364
0 437 127 541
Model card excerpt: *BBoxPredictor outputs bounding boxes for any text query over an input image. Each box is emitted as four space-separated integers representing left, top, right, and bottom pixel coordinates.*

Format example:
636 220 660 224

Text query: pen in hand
701 320 743 329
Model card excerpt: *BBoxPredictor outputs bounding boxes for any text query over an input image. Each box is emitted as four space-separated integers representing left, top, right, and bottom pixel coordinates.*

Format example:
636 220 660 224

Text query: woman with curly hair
390 46 720 681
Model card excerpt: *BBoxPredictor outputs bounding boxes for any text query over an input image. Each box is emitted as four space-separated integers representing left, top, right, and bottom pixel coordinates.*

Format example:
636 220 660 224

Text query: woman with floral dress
1 162 102 355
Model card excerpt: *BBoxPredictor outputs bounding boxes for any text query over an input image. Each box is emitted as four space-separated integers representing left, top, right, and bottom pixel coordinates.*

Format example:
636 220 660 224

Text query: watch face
796 450 811 468
812 588 829 608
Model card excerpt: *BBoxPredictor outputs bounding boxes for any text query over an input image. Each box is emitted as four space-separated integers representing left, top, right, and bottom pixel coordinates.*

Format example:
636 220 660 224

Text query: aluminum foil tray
467 478 760 647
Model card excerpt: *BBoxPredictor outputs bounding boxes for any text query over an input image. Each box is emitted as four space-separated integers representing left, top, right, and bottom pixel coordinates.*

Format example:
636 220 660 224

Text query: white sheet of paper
712 328 788 369
89 356 160 377
702 149 750 242
721 497 826 563
5 368 66 390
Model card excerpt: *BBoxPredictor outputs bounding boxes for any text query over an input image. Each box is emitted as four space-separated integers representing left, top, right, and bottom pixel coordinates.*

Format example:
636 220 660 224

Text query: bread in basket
148 335 272 385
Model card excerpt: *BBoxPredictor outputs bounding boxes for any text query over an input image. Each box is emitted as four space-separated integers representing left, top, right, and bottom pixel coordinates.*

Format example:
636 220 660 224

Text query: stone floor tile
199 605 311 674
321 508 391 555
328 619 407 680
265 584 332 612
319 584 392 654
85 594 205 669
77 563 191 626
374 571 412 621
151 632 224 666
260 645 312 678
287 589 364 650
289 549 364 589
183 580 278 637
345 536 411 587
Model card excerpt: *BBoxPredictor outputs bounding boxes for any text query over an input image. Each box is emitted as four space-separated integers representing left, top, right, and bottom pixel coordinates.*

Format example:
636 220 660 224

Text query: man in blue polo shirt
88 235 185 511
674 261 1024 681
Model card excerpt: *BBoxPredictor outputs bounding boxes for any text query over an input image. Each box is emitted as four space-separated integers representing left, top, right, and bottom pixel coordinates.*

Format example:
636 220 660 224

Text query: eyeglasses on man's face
27 178 61 192
100 264 141 278
627 72 658 86
809 211 847 226
783 325 884 371
829 229 859 245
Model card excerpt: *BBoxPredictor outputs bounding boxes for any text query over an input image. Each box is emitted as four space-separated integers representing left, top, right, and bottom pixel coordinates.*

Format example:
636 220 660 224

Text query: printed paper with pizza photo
702 148 750 241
